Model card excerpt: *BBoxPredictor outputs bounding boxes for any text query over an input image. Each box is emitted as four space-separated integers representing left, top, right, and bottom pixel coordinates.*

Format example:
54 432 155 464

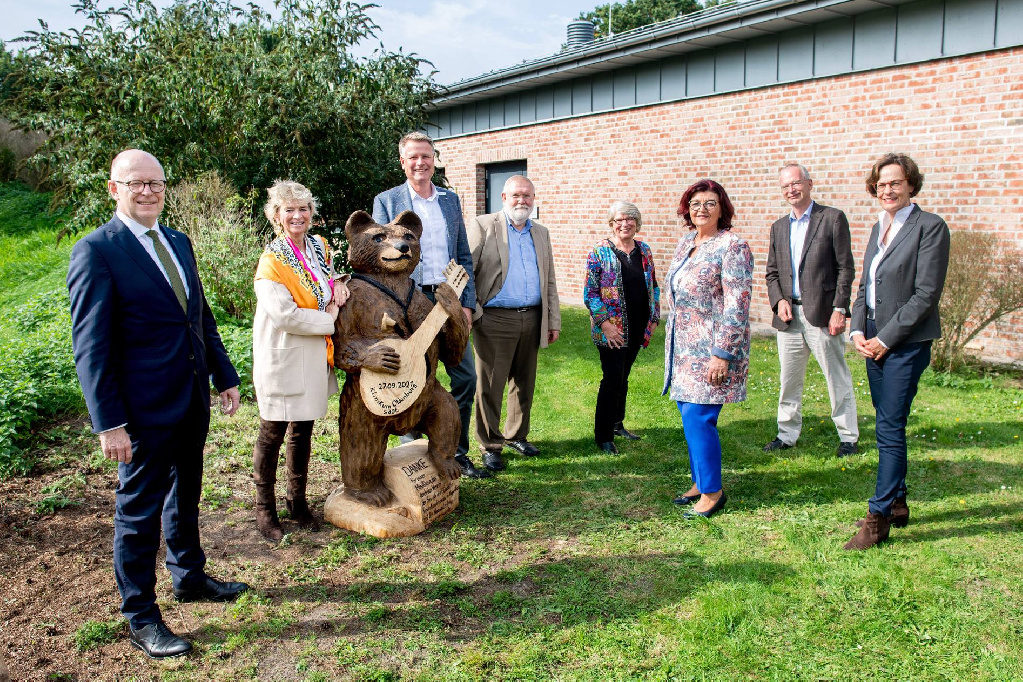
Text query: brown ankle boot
844 512 890 550
891 497 909 528
856 498 910 529
254 419 286 542
285 421 319 531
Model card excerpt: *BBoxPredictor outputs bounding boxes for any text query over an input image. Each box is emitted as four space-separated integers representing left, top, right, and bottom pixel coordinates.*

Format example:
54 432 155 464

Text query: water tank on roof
566 20 596 47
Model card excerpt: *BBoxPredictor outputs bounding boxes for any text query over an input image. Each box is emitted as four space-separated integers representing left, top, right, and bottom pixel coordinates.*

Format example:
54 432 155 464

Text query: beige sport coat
467 212 561 348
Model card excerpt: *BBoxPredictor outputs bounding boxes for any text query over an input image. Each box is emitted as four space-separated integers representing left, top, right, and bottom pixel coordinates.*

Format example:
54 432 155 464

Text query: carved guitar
359 260 469 417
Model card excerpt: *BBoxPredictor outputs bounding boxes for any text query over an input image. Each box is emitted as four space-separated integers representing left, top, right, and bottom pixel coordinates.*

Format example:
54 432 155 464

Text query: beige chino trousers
776 304 859 446
472 306 541 452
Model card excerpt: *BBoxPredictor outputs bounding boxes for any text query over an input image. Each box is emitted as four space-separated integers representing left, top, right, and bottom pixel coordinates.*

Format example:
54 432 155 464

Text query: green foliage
73 619 123 650
35 473 86 514
218 323 255 400
0 289 81 477
164 171 265 322
578 0 702 39
3 0 436 234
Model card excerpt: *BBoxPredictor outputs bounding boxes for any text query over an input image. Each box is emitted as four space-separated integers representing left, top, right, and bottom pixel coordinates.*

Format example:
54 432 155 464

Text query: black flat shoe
672 493 700 506
455 454 492 479
837 441 859 457
763 438 792 453
482 450 506 471
173 575 249 603
597 441 619 454
506 439 540 457
613 423 642 440
683 494 728 519
129 621 192 659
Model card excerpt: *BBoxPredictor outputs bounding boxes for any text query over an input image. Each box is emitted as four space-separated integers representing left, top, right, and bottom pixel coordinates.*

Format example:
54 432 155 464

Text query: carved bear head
345 210 423 275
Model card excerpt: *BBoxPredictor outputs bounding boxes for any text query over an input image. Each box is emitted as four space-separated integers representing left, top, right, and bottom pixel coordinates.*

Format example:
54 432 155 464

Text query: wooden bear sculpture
331 210 469 510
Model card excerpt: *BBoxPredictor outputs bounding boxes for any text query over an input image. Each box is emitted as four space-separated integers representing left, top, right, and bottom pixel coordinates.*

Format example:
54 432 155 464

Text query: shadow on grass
197 552 793 644
441 421 1023 540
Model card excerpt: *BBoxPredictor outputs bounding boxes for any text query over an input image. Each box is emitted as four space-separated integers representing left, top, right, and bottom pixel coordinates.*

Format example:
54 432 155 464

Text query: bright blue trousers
677 402 724 494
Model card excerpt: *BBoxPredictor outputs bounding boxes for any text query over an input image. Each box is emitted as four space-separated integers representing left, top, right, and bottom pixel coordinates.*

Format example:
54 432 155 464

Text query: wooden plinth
323 441 460 538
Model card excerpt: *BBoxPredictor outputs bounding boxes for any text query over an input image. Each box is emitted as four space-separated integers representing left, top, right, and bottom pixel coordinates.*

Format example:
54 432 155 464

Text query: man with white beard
466 175 561 471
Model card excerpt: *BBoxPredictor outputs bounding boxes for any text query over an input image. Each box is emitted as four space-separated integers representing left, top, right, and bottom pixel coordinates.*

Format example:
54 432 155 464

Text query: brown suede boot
844 512 890 550
856 498 910 529
285 421 319 531
891 497 909 528
253 419 286 543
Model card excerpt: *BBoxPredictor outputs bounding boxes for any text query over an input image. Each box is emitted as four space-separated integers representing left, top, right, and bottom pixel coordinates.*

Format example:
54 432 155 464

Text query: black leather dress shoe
672 493 700 506
837 441 859 457
613 423 642 440
455 454 492 479
173 575 250 603
597 441 619 454
129 621 192 659
482 450 506 471
683 494 728 519
506 439 540 456
763 438 792 453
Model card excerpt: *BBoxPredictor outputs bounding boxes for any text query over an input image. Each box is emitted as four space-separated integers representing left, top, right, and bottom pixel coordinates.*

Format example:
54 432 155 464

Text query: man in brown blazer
764 163 859 457
467 175 560 471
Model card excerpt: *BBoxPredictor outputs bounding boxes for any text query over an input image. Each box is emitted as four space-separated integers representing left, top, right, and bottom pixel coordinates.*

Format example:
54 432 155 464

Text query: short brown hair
866 153 924 198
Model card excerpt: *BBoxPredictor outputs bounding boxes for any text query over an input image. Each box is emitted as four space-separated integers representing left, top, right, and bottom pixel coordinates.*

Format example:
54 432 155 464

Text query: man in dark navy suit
67 149 249 658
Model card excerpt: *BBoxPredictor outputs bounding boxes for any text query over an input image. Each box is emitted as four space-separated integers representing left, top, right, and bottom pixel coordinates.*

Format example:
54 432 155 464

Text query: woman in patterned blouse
583 201 661 454
663 180 753 518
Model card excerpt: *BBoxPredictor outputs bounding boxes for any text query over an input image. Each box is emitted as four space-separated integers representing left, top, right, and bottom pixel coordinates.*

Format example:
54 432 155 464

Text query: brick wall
436 47 1023 365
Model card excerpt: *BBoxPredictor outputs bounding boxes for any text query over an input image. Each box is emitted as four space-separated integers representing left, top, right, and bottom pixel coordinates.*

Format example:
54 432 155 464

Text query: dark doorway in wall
485 160 527 214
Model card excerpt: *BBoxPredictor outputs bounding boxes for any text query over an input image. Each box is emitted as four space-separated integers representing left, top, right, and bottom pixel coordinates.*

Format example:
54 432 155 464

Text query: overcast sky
2 0 597 85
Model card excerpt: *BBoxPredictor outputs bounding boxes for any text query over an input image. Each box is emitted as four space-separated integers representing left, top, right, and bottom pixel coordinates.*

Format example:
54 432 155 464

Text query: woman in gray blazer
844 153 950 550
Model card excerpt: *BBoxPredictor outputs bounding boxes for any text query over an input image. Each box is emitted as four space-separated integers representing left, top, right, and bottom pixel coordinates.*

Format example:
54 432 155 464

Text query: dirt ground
0 416 352 681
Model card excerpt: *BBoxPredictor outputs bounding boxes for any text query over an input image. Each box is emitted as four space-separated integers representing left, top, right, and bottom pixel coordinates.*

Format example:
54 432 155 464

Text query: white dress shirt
118 210 191 298
866 203 915 310
407 181 450 286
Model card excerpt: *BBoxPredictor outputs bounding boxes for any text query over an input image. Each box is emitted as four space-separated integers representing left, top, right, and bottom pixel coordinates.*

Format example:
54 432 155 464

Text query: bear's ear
392 210 423 240
345 210 376 239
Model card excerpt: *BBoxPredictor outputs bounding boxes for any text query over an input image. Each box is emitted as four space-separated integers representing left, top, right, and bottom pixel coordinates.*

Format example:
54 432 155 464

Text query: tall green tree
2 0 436 232
578 0 703 39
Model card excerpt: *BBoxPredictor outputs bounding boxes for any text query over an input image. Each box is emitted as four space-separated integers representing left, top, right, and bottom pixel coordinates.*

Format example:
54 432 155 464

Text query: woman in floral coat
584 201 660 454
663 180 753 518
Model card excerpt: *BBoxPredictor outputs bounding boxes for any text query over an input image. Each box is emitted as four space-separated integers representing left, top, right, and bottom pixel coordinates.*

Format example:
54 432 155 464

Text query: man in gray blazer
467 176 560 471
764 164 859 457
372 132 488 479
844 153 950 551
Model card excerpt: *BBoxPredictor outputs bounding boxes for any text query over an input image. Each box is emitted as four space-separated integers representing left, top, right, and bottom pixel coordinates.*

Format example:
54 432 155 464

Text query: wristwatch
834 307 847 315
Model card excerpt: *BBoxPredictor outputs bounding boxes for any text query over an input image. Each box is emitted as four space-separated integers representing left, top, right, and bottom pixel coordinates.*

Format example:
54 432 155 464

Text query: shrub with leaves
0 290 81 477
933 230 1023 371
164 171 267 322
3 0 436 233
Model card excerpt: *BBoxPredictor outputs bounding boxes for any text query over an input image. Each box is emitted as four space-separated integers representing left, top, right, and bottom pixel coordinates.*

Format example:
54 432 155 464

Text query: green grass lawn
161 306 1021 681
1 178 1021 679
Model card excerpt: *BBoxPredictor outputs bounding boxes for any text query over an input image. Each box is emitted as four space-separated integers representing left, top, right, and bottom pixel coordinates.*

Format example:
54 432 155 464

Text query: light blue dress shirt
788 201 814 299
485 214 542 308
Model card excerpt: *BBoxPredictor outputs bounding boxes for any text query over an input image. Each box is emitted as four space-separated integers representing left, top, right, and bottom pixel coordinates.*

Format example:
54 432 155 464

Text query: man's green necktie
146 229 188 312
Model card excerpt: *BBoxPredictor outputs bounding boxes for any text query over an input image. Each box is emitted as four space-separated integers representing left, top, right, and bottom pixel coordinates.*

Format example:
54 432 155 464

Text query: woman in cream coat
252 180 349 542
